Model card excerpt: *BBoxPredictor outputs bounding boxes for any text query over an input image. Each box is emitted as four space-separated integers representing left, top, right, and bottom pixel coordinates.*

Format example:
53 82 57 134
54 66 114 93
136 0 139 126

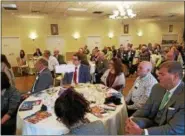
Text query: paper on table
55 64 75 73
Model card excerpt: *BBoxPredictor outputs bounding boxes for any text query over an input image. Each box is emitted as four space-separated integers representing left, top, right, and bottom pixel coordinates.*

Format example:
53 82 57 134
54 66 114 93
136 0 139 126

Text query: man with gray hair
54 49 66 64
22 57 53 99
125 61 184 135
44 50 59 78
94 52 108 83
125 61 158 117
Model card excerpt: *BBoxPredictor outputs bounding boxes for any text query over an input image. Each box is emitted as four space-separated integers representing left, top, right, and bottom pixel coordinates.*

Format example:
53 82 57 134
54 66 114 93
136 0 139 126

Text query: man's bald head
137 61 153 77
166 51 175 61
98 52 105 60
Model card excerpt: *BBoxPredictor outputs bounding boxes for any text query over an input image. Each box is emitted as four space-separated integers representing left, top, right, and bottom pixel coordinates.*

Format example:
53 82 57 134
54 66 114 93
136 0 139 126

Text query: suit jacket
122 50 135 65
62 64 91 85
56 54 66 64
67 121 108 135
31 68 53 93
132 82 185 135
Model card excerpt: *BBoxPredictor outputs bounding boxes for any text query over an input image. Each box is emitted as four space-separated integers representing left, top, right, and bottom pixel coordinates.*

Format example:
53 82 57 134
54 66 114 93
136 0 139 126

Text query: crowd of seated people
1 42 185 135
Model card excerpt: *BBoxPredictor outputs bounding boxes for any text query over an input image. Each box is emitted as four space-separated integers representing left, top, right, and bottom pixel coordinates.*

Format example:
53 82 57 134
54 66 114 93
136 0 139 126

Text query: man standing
43 50 59 78
125 61 158 117
125 61 184 135
83 45 90 55
62 53 91 85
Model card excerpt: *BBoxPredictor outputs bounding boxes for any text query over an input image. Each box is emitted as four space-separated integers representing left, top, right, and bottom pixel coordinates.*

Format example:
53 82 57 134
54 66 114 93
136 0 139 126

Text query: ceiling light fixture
2 4 17 8
67 8 87 12
109 2 136 20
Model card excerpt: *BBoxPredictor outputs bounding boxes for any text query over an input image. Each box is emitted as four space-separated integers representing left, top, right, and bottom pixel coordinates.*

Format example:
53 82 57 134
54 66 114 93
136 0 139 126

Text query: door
87 36 101 53
46 36 65 55
119 35 132 48
2 37 21 67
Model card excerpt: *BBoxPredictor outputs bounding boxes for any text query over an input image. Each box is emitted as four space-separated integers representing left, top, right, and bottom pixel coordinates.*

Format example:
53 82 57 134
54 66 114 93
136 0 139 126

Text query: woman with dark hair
54 88 106 135
19 49 27 65
1 54 15 86
101 58 125 92
1 72 21 135
33 48 42 57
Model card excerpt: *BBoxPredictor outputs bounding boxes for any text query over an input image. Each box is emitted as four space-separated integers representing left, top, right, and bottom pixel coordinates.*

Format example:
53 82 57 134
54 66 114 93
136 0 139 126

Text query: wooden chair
16 57 29 75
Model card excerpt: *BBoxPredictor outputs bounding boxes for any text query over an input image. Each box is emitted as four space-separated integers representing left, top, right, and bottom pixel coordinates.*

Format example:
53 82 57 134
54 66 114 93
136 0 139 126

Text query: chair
54 73 64 86
122 64 129 77
16 57 29 75
68 120 108 135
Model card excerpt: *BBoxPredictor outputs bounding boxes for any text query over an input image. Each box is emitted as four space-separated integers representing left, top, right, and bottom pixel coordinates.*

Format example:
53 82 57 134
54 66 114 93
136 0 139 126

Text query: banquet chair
16 57 29 75
54 73 64 86
67 120 108 135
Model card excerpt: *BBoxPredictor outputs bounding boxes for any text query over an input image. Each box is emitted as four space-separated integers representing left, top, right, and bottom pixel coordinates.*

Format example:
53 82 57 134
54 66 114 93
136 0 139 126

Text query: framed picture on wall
124 24 129 34
51 24 59 35
169 25 173 33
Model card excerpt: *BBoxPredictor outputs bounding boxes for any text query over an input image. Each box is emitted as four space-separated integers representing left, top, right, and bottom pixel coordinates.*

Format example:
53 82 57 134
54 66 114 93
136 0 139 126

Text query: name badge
134 82 139 89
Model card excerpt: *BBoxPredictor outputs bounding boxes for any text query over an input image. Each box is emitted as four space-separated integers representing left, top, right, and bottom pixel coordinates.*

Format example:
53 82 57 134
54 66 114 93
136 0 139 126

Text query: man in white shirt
43 50 59 78
125 61 184 135
125 61 158 117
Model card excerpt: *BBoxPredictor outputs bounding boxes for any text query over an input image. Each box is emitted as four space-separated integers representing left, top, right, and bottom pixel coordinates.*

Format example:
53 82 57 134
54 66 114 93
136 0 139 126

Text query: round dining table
16 84 128 135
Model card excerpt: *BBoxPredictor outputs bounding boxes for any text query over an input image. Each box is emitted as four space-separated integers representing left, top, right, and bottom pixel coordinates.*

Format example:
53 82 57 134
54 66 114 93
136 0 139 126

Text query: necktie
73 67 77 84
159 91 171 110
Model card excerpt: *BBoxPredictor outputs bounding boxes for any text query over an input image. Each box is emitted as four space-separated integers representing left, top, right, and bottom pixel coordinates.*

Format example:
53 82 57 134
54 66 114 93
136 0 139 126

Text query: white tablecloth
16 84 128 135
67 61 96 74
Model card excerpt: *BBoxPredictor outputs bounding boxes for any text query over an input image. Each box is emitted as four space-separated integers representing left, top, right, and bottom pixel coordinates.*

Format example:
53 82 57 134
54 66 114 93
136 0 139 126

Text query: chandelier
109 3 136 19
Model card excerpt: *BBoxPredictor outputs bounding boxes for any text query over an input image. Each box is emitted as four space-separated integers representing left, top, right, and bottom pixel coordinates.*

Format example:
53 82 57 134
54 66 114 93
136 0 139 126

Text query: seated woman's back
68 120 107 135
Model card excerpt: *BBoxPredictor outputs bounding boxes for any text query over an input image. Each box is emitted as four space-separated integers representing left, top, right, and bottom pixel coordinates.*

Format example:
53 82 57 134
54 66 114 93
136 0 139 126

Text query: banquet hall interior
1 1 185 135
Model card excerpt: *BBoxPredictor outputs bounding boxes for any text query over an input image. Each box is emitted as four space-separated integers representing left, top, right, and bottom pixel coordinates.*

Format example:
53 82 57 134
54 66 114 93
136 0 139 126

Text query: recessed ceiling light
2 4 17 8
67 8 87 12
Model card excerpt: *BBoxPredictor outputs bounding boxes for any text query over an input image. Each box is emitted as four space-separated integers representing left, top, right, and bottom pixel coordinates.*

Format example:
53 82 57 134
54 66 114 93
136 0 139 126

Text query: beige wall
2 15 184 55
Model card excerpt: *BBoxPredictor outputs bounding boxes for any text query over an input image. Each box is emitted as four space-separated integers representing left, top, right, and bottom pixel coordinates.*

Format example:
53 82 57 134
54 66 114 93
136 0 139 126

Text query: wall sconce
137 31 143 37
108 32 114 39
29 32 38 41
73 32 80 40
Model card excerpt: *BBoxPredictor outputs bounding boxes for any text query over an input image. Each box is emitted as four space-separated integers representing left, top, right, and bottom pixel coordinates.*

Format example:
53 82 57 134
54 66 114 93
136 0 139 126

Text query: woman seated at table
33 48 42 57
54 87 107 135
101 58 125 92
1 72 21 135
19 49 27 65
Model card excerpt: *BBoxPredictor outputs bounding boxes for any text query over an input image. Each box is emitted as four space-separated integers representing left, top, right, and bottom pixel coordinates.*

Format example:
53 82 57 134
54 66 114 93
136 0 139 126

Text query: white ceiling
2 1 184 21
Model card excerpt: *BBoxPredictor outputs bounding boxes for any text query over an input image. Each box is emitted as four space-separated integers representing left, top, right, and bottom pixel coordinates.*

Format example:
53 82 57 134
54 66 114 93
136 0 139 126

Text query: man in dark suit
54 49 66 64
123 45 136 75
62 54 91 85
125 61 184 135
22 58 53 99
